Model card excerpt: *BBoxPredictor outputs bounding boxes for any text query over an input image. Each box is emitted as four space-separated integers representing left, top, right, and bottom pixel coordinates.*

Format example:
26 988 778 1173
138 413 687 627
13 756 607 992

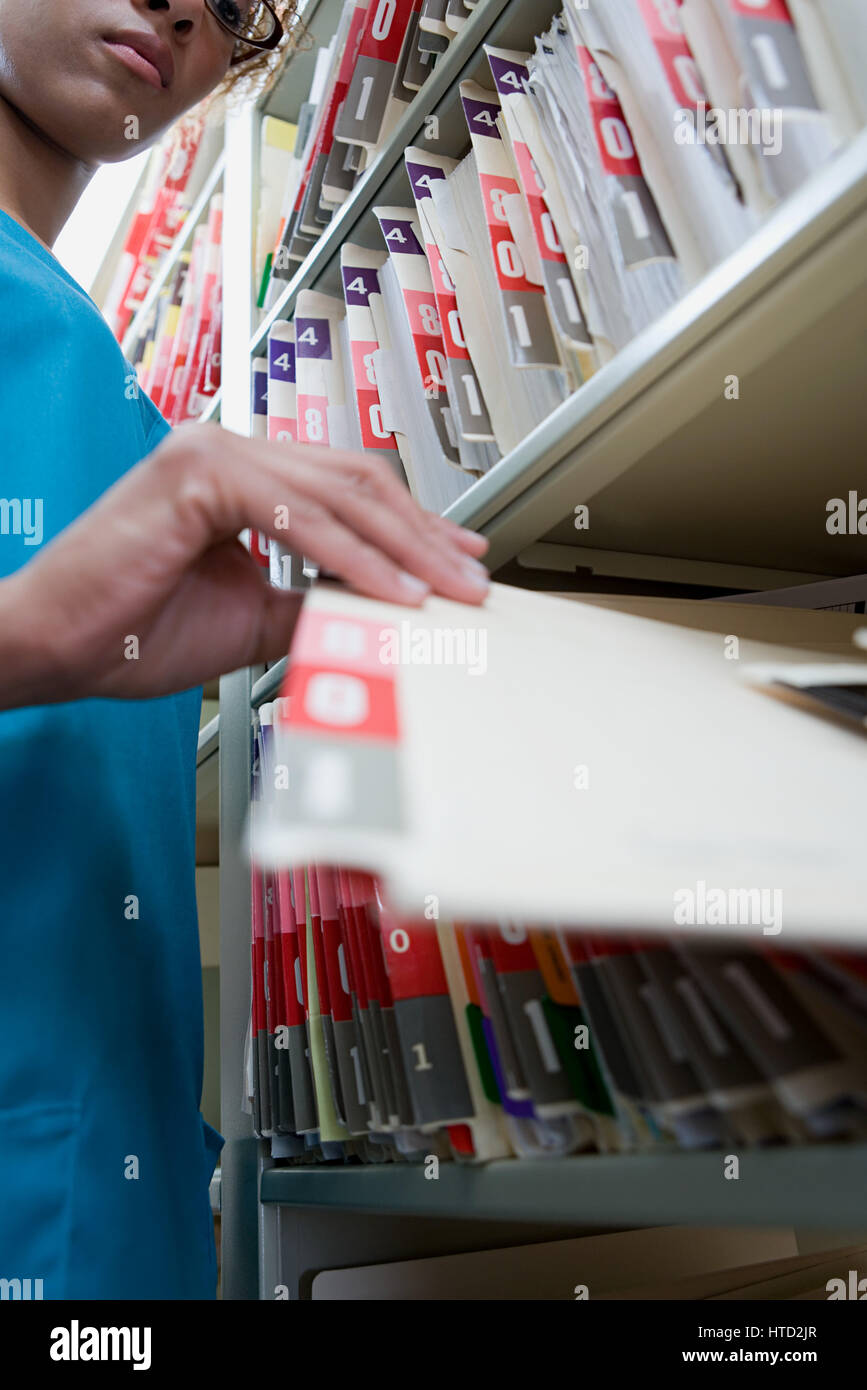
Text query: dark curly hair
219 1 311 98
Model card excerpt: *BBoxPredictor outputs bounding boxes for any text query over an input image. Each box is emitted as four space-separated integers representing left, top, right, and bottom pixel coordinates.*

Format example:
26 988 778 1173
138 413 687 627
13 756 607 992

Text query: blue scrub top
0 210 223 1299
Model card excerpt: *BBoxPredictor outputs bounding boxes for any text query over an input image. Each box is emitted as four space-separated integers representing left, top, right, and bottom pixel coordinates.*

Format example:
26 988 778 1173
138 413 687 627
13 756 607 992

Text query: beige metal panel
196 866 220 969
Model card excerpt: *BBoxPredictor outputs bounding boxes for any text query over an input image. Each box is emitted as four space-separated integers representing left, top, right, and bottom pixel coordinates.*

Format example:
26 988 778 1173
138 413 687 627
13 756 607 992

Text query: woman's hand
0 425 490 708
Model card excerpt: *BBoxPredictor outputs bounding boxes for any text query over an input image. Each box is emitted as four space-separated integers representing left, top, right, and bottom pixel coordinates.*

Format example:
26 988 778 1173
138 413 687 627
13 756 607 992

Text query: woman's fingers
257 438 489 561
264 455 489 604
193 433 490 605
277 499 435 605
82 427 490 608
430 512 490 556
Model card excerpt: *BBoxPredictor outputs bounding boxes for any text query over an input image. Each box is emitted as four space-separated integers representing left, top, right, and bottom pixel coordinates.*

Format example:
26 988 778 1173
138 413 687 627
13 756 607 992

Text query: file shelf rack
179 0 867 1298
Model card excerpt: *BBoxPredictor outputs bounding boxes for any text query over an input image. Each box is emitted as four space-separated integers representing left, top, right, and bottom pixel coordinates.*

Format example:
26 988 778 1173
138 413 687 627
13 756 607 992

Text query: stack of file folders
248 585 867 1164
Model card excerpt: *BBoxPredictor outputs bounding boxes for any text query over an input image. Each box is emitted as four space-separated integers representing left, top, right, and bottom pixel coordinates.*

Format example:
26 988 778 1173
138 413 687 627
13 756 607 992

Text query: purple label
377 217 425 256
487 54 529 98
461 95 502 141
405 159 446 203
252 367 268 414
342 264 380 306
295 318 332 360
481 1017 533 1117
268 335 296 383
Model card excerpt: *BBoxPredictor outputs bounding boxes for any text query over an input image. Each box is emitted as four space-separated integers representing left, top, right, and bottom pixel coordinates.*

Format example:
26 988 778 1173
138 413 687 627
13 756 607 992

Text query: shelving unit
260 1147 867 1229
156 0 867 1298
120 151 226 360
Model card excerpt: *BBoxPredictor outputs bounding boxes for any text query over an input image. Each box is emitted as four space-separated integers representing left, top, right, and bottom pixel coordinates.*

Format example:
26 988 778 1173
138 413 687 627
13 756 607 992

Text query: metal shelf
208 0 867 1297
261 1145 867 1229
237 0 866 583
251 662 287 709
197 714 220 766
250 0 530 356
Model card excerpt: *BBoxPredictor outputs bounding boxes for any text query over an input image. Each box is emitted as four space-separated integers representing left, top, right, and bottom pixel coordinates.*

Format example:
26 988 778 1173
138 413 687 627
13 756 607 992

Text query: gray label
394 995 474 1125
500 288 562 367
736 15 819 111
611 175 675 267
336 55 395 148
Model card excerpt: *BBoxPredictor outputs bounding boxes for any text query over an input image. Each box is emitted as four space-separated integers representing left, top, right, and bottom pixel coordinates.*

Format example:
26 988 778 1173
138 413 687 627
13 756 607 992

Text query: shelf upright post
218 97 261 1301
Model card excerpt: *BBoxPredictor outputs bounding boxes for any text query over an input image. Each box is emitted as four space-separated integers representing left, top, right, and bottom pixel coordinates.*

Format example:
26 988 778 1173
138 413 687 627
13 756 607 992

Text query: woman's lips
103 38 171 91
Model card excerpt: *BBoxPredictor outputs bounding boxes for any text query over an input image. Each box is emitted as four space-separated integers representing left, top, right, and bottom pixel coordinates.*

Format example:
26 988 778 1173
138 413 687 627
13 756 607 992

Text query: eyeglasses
204 0 283 57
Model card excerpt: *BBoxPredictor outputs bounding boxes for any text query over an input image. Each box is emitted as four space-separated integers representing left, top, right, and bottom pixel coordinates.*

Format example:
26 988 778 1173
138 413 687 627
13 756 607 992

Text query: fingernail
461 558 490 589
398 570 430 598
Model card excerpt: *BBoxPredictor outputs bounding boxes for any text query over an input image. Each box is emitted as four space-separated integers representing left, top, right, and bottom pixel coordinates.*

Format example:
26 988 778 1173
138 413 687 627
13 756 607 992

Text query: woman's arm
0 425 489 710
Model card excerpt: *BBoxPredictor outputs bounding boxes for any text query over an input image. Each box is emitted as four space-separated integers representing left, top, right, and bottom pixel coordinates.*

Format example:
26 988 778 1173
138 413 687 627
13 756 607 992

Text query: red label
422 243 470 362
577 47 643 179
479 173 542 295
287 664 399 742
402 287 442 339
512 142 567 267
275 871 305 1028
251 939 266 1032
486 925 538 974
729 0 792 21
292 609 396 679
379 914 450 1001
318 868 353 1024
268 416 296 444
297 393 329 445
637 0 707 109
349 341 397 450
358 0 417 64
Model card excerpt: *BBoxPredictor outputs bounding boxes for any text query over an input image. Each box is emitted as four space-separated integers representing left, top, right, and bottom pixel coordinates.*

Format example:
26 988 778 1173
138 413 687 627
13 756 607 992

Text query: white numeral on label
371 0 395 41
489 187 510 222
600 115 635 161
419 302 440 334
321 620 365 659
540 210 562 255
304 673 368 727
507 303 532 347
650 0 683 35
673 54 705 105
556 276 582 324
425 349 447 388
447 309 466 349
750 34 788 91
621 189 651 241
411 1042 434 1072
496 239 524 279
355 74 374 121
522 999 561 1074
461 373 483 417
349 1045 367 1103
499 923 527 944
304 407 324 442
368 403 390 439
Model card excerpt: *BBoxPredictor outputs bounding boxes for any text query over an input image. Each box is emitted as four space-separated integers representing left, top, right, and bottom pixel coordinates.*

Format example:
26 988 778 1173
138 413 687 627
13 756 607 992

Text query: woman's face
0 0 237 162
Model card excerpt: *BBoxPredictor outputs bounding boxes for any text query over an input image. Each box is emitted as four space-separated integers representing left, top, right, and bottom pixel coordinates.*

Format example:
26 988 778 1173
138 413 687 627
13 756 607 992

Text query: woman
0 0 489 1299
